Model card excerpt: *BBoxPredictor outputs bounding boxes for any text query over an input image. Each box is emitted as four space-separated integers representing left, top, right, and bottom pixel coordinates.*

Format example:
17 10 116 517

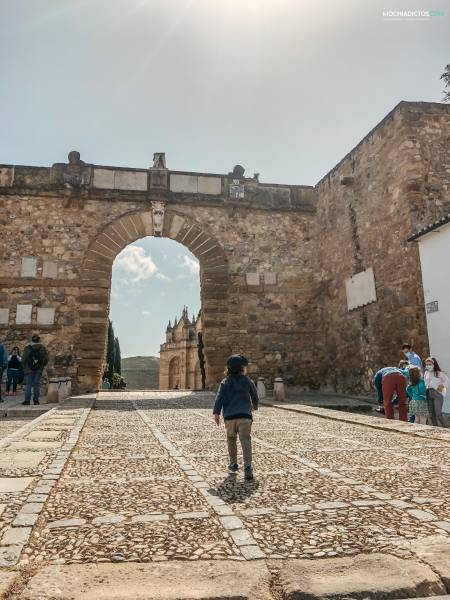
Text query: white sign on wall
16 304 32 324
345 267 377 311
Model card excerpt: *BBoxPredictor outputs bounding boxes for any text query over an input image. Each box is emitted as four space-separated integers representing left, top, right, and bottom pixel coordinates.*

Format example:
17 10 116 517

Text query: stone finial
152 153 166 169
68 150 84 165
253 173 260 182
230 165 245 179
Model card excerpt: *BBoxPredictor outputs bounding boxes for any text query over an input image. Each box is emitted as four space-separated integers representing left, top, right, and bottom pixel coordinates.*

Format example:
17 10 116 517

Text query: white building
410 215 450 404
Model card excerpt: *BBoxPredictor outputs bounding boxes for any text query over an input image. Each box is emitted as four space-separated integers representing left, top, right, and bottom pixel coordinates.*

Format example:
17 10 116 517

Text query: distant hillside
121 356 160 390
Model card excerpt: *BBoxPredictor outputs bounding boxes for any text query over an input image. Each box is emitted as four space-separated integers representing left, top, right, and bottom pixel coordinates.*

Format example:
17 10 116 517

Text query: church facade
159 308 203 390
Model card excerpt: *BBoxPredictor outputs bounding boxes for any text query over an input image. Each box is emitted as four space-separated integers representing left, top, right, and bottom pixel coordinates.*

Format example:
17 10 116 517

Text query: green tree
113 337 121 375
197 332 206 390
441 64 450 102
106 320 115 384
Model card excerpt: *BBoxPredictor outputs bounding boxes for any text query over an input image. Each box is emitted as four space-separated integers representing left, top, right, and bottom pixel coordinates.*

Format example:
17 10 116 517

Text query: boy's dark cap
226 354 249 369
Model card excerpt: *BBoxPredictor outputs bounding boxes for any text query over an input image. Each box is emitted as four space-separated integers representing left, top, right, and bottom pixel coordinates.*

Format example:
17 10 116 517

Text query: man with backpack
22 335 48 406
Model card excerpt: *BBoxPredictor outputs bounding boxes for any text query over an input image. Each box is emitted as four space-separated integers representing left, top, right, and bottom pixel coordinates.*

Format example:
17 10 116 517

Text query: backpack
27 345 42 371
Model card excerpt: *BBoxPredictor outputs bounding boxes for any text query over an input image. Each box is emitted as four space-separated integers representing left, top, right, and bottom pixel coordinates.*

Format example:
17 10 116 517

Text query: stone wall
1 101 449 394
316 101 450 392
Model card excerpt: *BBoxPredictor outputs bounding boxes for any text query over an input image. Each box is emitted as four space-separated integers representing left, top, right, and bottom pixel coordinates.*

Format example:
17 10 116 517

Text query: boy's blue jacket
213 375 259 420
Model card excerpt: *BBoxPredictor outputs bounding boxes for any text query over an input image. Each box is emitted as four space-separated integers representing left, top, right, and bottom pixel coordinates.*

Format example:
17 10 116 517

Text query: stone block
27 430 60 440
0 571 18 595
0 451 46 471
407 508 437 522
170 173 198 193
93 168 115 189
230 528 257 546
1 526 31 546
21 503 44 515
409 535 450 591
114 170 148 191
219 516 244 530
36 307 55 325
47 518 86 529
0 308 9 325
0 477 34 493
168 215 186 239
16 304 32 325
174 511 209 520
0 166 14 187
131 514 169 524
92 515 124 525
278 553 446 599
240 545 266 560
20 560 272 599
0 544 22 567
21 257 37 278
198 176 222 195
264 272 277 285
246 273 260 286
13 513 39 527
42 260 58 278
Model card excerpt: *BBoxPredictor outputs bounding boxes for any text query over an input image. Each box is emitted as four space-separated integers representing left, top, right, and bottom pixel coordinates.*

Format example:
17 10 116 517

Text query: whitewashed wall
418 222 450 394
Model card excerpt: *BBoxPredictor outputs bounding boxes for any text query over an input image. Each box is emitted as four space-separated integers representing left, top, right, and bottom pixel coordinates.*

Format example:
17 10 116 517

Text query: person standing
102 377 111 390
373 366 408 421
213 355 259 482
0 341 8 403
406 367 429 425
21 335 48 406
6 347 22 396
424 357 449 428
401 343 422 369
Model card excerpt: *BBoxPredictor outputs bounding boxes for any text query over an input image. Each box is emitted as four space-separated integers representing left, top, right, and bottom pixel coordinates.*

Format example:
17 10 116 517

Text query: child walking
213 355 259 481
406 367 429 425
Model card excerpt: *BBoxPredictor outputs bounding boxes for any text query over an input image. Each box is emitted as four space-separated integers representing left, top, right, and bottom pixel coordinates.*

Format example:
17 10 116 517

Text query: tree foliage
441 64 450 102
105 320 122 386
197 332 206 390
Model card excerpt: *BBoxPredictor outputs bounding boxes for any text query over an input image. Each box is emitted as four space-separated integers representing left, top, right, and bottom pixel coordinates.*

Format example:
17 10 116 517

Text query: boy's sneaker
228 463 239 473
244 464 254 481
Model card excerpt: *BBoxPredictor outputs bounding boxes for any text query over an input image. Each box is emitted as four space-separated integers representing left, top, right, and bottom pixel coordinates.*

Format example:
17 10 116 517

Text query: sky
1 0 449 356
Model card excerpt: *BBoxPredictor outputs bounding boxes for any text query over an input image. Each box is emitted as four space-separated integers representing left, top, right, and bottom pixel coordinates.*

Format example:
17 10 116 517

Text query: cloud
181 254 200 276
156 272 170 281
114 245 158 283
141 310 151 317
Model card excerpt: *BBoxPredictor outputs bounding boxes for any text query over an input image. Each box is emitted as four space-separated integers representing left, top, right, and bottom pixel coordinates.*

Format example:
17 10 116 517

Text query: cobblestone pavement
2 391 450 571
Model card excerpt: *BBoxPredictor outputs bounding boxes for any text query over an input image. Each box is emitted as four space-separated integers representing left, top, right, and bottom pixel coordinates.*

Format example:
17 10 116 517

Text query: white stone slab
198 176 221 195
0 477 34 493
1 526 31 545
246 273 260 286
16 304 32 325
114 170 147 191
0 308 9 325
170 173 198 193
42 260 58 279
141 212 153 236
27 430 60 441
37 307 55 325
21 257 37 278
8 441 62 451
345 267 377 311
93 168 115 189
0 167 14 187
0 451 46 470
264 272 277 285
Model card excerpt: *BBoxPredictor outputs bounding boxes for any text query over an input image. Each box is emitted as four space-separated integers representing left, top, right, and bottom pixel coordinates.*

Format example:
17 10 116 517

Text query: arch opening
76 208 231 392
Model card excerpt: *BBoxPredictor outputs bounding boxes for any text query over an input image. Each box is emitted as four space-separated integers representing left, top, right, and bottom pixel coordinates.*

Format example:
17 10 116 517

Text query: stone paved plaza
1 392 450 597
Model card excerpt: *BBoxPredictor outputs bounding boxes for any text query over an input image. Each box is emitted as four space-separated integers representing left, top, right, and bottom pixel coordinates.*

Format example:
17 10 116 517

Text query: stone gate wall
0 101 449 393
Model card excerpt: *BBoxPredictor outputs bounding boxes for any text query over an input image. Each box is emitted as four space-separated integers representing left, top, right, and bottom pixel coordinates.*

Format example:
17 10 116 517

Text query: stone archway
168 356 181 389
77 206 231 392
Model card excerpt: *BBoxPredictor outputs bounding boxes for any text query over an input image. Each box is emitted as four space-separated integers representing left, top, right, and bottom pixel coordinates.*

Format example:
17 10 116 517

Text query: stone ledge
19 560 272 599
274 553 446 600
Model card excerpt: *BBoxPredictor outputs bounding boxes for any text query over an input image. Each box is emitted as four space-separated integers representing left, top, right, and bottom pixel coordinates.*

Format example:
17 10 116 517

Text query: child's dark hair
409 367 421 386
225 364 244 377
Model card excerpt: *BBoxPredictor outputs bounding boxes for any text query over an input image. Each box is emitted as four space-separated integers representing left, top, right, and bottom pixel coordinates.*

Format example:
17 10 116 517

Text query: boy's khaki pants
225 418 252 465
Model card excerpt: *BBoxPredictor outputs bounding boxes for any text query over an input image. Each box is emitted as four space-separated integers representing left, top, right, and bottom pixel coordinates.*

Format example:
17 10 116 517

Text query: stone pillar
257 377 266 400
47 379 60 404
274 377 285 402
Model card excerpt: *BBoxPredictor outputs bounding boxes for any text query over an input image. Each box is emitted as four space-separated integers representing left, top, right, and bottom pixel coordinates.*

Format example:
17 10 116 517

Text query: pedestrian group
374 343 449 427
0 334 48 406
